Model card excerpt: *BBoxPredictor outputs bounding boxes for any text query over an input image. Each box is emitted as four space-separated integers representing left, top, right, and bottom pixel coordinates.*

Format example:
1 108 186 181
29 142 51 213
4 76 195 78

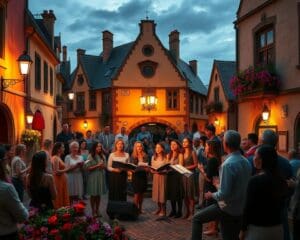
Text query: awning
32 110 45 130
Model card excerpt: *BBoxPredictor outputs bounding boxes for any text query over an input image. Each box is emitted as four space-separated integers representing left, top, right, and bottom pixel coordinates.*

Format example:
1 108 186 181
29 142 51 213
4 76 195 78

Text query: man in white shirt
115 127 129 151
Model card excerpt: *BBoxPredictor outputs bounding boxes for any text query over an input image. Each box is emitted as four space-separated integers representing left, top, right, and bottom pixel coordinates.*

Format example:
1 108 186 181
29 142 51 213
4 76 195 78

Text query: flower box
230 65 280 97
21 129 41 146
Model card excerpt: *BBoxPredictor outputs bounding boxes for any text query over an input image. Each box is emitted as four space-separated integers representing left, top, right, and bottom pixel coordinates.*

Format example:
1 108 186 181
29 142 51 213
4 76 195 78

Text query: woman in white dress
65 141 84 204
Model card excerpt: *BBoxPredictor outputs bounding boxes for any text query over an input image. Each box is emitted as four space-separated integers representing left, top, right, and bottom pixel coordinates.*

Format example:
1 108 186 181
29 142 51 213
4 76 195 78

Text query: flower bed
19 201 128 240
230 65 280 97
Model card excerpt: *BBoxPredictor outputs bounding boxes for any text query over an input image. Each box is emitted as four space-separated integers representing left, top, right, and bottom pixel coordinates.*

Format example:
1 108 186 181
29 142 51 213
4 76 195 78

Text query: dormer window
138 60 158 78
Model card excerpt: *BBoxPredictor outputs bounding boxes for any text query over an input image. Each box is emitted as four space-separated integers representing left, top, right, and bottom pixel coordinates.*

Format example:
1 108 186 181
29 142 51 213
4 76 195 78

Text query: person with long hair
200 140 222 236
11 144 29 201
130 141 149 213
0 146 28 240
107 138 129 201
51 142 70 209
166 139 184 218
239 145 288 240
65 141 84 204
182 137 198 220
79 139 89 199
84 142 106 217
26 151 57 210
151 142 168 217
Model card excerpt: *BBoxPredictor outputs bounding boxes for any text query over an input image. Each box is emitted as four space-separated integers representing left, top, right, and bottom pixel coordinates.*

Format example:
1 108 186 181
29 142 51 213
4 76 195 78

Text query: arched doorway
0 103 15 144
129 122 178 145
295 113 300 154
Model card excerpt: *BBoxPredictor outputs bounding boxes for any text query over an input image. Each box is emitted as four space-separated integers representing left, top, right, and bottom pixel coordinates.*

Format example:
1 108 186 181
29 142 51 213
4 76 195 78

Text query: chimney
102 30 113 62
41 10 56 49
189 60 197 75
62 46 67 62
139 20 156 35
169 30 180 62
77 48 86 65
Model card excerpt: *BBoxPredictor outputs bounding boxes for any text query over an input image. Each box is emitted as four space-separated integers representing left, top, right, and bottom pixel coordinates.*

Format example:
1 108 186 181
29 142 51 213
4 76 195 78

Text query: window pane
260 34 266 48
267 48 274 64
267 30 274 45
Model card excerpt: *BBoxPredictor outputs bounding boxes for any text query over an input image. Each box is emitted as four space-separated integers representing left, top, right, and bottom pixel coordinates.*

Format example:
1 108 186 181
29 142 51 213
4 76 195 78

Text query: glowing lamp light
214 118 220 126
68 91 75 100
140 95 157 111
1 51 32 90
26 113 34 124
262 104 270 121
17 51 32 75
83 120 88 129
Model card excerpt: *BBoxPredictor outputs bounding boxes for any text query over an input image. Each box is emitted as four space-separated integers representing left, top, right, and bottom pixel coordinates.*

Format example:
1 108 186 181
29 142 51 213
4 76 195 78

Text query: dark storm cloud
29 0 240 83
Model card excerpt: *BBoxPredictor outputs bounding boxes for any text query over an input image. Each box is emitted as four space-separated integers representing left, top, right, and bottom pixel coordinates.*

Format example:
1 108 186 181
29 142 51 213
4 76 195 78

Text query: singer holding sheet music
151 143 168 217
130 141 149 213
166 139 184 218
107 139 130 201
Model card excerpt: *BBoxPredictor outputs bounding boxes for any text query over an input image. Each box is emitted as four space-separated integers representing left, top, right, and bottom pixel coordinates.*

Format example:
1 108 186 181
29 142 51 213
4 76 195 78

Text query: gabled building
235 0 300 153
206 60 237 134
0 0 27 144
65 20 207 136
25 9 65 140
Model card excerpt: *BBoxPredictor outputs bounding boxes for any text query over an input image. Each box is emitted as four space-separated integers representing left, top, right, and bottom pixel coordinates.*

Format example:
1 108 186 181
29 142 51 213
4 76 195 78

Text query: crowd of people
0 122 300 240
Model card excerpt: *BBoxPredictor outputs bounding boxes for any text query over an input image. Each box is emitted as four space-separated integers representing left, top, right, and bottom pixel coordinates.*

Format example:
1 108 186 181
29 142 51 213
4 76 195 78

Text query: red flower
55 235 62 240
49 229 59 235
74 203 85 214
62 213 71 222
114 226 123 235
48 215 58 225
62 223 73 231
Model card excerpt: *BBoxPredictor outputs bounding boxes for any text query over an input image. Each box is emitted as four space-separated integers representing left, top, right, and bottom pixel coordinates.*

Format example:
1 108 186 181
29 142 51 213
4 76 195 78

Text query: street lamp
68 91 75 100
1 51 32 90
83 120 88 129
26 110 34 125
262 104 270 122
140 95 158 111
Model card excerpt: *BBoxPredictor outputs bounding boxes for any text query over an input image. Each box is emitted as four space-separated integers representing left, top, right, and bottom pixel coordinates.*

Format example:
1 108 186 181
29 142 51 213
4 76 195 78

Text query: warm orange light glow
140 95 157 111
83 120 88 129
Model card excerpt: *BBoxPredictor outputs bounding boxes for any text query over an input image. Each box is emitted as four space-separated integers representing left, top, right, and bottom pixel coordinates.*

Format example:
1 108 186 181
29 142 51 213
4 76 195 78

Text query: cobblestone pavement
96 194 221 240
24 192 220 240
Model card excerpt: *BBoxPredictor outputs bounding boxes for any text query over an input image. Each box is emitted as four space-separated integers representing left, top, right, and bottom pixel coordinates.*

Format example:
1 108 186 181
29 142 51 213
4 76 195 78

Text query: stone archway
127 118 181 136
0 103 15 144
295 112 300 153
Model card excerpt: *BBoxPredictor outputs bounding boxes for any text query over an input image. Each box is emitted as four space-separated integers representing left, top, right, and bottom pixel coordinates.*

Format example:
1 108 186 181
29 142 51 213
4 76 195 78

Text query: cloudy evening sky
29 0 240 85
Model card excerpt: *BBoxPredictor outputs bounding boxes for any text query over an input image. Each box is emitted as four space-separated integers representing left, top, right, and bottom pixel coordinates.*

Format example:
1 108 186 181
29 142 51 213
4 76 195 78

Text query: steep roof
177 59 207 96
68 35 207 95
25 10 59 62
70 42 134 90
214 60 236 100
